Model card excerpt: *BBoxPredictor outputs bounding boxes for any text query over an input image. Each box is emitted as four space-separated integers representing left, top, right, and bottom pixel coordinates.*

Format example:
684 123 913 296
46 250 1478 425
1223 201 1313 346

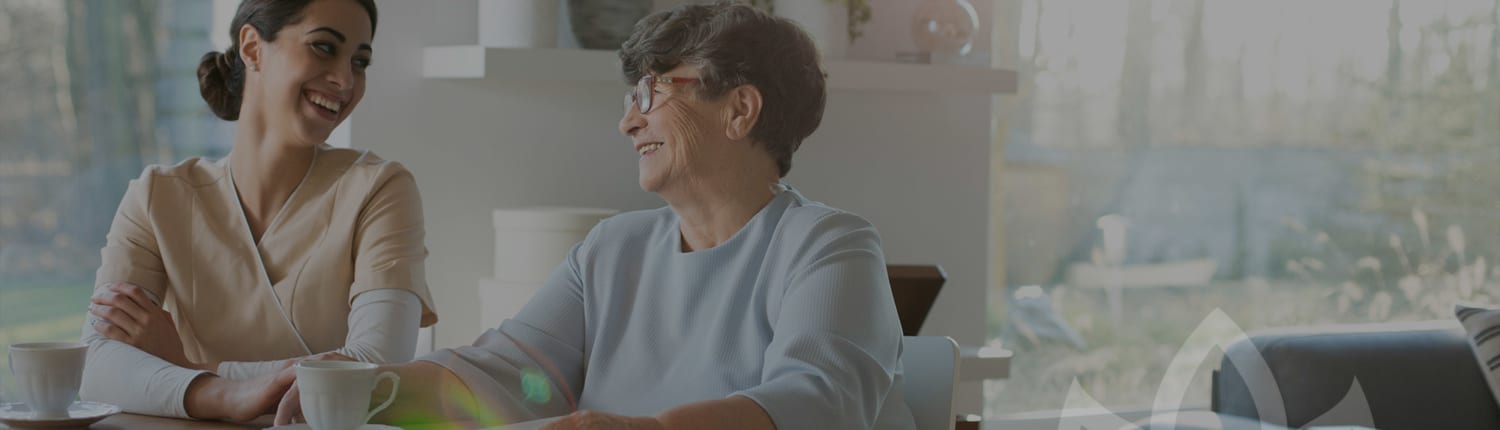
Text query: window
0 0 228 401
991 0 1499 415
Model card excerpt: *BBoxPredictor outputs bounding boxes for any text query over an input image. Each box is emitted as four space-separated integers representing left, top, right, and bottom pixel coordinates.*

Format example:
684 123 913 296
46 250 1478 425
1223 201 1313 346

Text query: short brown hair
619 0 826 178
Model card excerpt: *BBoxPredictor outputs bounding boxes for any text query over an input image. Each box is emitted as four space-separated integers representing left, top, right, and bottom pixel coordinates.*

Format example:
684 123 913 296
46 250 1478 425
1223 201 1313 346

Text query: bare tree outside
0 0 224 401
1115 0 1153 148
995 0 1499 416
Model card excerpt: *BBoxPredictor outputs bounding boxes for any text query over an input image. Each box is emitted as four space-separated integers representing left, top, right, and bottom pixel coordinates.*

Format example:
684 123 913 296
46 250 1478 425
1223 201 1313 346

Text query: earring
251 64 259 72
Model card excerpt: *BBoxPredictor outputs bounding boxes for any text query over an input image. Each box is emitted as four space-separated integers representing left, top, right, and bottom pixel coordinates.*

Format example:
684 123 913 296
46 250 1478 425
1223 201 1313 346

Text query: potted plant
567 0 654 50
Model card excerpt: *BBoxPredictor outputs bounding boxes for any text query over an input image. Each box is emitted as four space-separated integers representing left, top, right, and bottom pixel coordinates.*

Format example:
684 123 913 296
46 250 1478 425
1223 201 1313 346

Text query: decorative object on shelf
478 0 559 48
420 45 1020 94
911 0 979 57
568 0 652 50
764 0 873 59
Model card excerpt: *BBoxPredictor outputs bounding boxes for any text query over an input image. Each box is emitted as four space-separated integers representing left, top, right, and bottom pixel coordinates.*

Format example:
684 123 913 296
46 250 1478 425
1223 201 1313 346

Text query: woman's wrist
183 374 231 420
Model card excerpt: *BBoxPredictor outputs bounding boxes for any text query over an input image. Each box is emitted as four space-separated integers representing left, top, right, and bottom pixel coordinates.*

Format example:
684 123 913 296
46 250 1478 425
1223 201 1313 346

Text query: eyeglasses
627 75 701 114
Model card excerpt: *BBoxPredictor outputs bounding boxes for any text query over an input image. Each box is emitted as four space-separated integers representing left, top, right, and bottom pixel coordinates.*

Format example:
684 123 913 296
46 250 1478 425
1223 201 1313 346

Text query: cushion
1134 411 1291 429
1456 303 1500 410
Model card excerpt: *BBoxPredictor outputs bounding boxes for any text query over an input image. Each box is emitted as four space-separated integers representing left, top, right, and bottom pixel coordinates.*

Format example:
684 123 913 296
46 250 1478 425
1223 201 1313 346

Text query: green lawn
0 279 93 403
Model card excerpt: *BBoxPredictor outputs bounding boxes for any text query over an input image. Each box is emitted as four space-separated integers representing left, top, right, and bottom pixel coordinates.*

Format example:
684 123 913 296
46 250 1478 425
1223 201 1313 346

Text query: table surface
77 414 493 430
78 413 1079 430
11 346 1012 429
90 414 263 429
74 414 530 430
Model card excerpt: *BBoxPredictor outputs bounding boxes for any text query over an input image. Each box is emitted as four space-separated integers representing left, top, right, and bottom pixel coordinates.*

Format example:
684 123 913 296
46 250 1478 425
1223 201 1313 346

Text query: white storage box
492 207 616 283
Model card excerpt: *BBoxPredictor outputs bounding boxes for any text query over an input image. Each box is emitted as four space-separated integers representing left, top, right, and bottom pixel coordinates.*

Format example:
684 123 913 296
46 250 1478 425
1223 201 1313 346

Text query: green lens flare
521 368 552 404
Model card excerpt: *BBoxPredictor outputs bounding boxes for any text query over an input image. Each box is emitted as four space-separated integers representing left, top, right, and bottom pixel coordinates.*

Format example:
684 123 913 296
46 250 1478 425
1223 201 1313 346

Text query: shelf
423 46 1017 94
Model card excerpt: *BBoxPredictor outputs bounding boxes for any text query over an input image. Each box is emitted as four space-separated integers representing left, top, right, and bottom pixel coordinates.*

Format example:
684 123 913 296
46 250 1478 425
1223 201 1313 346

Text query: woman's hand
272 380 305 426
90 282 199 369
540 411 666 430
226 366 300 422
185 366 298 422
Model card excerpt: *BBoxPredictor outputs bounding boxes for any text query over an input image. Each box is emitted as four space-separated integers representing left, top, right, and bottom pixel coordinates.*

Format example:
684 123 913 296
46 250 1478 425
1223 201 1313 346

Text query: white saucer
263 424 401 430
0 401 121 428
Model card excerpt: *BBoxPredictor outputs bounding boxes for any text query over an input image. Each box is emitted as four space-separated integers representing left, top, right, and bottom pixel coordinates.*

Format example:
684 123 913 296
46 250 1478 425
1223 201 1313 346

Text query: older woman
275 2 913 429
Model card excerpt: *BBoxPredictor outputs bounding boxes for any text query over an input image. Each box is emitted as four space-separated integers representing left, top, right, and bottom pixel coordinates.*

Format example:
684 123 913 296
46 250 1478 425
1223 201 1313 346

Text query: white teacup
8 342 88 419
296 361 399 430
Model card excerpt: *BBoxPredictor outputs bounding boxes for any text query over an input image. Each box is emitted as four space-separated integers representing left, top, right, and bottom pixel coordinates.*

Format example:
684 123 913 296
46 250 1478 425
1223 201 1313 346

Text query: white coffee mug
296 361 399 430
8 342 88 419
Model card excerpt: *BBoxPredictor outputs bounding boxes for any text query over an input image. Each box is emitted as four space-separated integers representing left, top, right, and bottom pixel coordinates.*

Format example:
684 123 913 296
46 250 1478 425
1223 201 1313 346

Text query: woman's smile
302 89 343 122
636 141 664 157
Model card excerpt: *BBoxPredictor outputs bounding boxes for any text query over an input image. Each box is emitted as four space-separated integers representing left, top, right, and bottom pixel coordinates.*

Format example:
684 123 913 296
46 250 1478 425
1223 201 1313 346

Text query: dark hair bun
197 51 243 121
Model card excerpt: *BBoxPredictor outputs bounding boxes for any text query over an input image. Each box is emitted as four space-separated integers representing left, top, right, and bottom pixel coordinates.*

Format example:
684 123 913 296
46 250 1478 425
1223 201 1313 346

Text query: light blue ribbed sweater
422 185 915 429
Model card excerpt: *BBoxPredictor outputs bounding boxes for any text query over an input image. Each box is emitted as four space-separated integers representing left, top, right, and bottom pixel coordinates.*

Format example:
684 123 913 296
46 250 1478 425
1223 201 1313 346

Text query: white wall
356 1 661 349
353 0 998 414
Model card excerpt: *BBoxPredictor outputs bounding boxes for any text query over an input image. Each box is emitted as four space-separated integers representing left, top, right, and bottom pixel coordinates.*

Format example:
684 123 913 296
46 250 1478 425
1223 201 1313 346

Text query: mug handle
365 371 401 423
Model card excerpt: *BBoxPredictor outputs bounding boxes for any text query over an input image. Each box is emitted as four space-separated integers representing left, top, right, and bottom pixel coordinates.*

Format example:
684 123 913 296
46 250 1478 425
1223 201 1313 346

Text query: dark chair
1212 322 1500 429
888 264 946 336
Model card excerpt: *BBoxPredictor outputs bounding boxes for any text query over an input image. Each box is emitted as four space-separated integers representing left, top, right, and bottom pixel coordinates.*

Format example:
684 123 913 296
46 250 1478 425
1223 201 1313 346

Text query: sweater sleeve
417 240 591 423
732 212 908 429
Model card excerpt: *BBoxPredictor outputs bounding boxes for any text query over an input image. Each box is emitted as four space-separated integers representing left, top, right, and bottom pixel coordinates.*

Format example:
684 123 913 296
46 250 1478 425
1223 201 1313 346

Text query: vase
911 0 978 56
774 0 850 59
568 0 653 50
